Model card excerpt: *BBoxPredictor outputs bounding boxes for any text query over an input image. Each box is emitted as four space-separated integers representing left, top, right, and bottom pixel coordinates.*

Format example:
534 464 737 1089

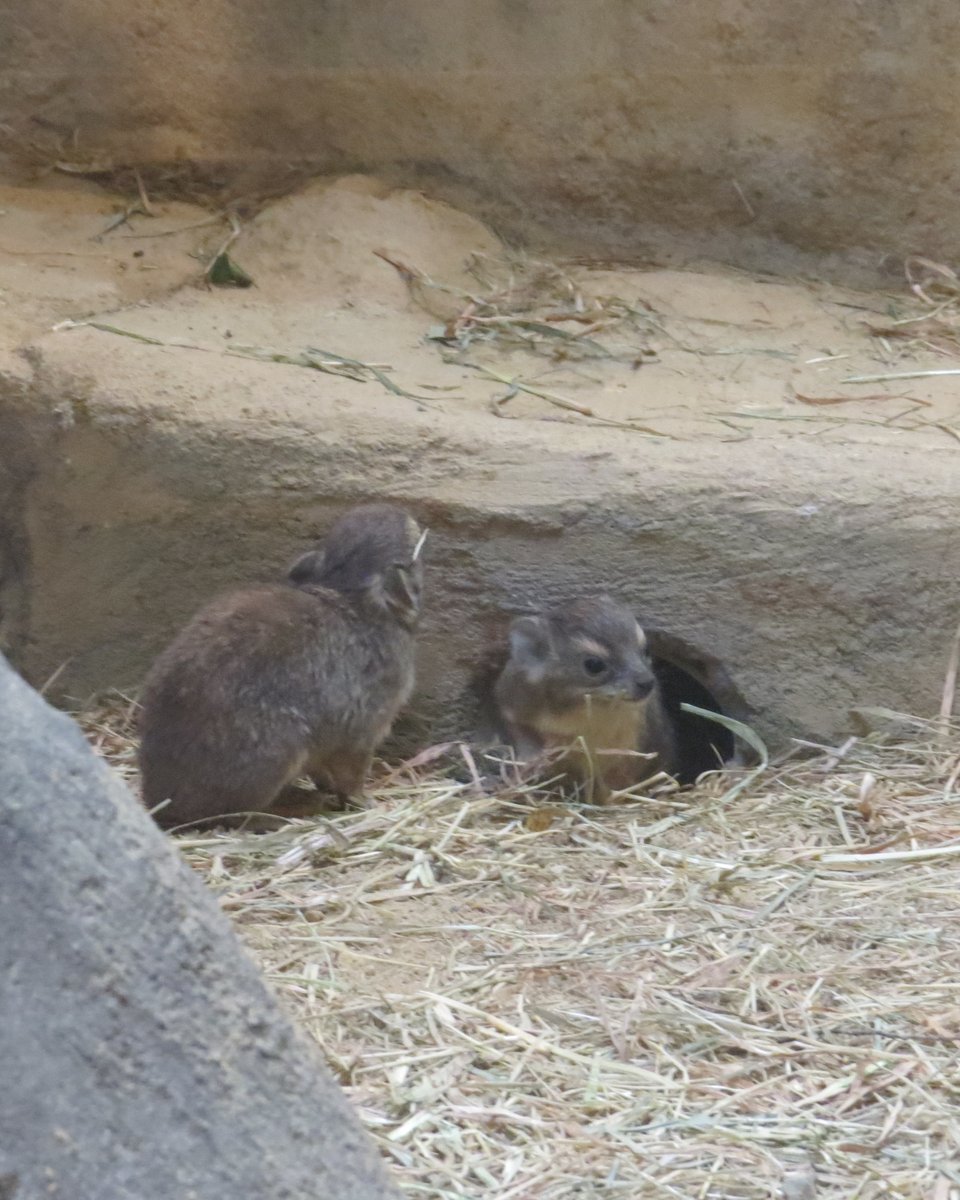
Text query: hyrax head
507 594 655 707
287 503 426 629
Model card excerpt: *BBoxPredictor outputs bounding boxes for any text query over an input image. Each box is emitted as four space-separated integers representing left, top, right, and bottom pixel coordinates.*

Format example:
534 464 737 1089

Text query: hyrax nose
631 674 655 701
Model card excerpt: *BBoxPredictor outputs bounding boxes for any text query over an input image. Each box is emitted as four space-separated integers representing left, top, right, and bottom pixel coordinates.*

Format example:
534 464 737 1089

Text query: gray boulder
0 654 400 1200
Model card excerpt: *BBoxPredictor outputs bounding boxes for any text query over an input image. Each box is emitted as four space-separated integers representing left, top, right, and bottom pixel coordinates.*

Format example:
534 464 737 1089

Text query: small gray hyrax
493 594 676 803
138 503 425 828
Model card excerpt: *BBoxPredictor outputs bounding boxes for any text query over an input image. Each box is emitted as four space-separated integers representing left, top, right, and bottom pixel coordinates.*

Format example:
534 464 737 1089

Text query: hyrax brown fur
138 503 424 829
493 594 676 804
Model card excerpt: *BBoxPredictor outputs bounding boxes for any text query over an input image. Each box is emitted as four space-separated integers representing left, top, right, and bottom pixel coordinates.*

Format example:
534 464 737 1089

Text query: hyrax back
493 594 676 803
138 503 424 828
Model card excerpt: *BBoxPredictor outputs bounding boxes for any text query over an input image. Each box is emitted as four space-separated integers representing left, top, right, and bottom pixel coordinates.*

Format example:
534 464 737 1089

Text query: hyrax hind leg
189 739 345 830
307 746 375 810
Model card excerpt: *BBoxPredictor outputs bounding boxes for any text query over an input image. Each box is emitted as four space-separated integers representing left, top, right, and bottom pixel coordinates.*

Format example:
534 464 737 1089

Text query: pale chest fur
519 697 660 801
535 697 647 756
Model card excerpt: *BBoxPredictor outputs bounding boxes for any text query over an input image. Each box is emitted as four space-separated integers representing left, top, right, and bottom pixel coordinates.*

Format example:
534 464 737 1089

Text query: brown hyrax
138 503 425 829
493 594 676 804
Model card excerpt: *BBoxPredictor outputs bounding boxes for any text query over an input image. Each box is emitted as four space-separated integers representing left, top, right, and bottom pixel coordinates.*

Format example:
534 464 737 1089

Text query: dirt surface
0 178 205 357
1 176 958 749
5 175 959 439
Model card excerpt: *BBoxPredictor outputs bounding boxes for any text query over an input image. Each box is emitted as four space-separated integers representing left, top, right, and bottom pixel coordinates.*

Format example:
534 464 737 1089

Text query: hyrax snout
138 503 425 829
492 594 676 803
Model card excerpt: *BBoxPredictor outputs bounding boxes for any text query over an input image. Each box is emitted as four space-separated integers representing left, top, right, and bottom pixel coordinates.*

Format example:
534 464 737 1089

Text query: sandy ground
2 173 958 452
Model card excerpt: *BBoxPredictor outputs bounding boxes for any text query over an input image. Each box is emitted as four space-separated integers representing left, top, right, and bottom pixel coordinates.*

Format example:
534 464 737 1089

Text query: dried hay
374 248 660 369
78 697 960 1199
862 257 960 369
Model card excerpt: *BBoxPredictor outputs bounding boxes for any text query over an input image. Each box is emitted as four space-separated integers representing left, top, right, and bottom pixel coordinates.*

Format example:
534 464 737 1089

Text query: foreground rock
0 655 400 1200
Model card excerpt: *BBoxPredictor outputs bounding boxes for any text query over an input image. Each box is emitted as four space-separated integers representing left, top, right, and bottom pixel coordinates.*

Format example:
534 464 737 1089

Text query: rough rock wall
3 0 959 277
0 652 400 1200
4 338 958 752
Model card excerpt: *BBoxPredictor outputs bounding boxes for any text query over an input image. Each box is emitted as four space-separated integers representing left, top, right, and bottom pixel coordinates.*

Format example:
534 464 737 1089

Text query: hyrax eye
583 656 607 676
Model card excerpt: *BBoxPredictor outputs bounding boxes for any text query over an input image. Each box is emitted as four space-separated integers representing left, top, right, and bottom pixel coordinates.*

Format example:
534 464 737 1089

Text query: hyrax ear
381 562 421 625
508 615 552 666
287 549 325 585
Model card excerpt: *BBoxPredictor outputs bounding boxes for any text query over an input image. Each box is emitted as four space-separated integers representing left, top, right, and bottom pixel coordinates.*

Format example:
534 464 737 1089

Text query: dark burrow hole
646 628 752 786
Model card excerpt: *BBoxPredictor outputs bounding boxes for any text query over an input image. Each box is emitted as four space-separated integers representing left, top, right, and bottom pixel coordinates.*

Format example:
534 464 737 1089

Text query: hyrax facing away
493 594 676 803
138 504 424 829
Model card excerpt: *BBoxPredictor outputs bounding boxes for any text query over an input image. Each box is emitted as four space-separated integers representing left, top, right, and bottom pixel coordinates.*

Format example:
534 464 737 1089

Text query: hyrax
493 594 676 803
138 503 425 829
